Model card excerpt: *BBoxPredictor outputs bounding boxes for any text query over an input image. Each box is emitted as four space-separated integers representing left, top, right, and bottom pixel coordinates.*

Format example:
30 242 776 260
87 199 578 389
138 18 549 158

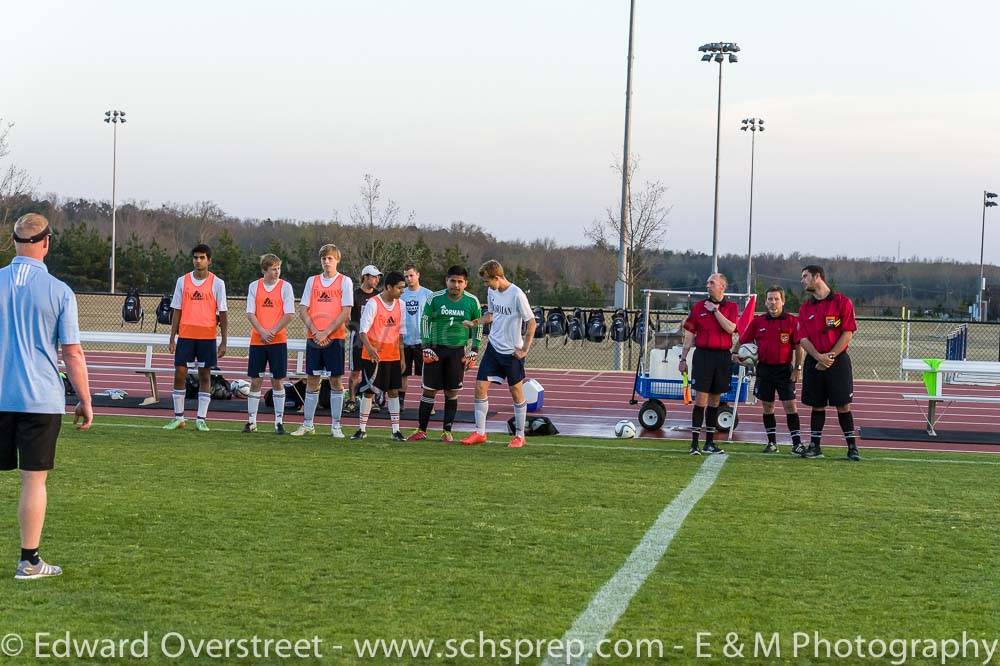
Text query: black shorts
477 345 526 387
174 338 217 368
248 343 288 379
0 412 61 471
690 348 731 395
358 358 403 395
802 353 854 407
753 363 796 402
403 344 424 377
305 339 345 377
422 346 467 391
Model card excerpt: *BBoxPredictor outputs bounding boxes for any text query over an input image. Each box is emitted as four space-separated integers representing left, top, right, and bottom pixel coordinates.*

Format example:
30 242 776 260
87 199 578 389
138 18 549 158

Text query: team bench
78 332 309 405
900 358 1000 436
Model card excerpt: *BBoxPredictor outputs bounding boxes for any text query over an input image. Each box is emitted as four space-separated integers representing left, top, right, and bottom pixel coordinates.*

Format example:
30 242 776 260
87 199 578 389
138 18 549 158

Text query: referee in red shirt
737 286 804 454
679 273 738 455
795 265 861 461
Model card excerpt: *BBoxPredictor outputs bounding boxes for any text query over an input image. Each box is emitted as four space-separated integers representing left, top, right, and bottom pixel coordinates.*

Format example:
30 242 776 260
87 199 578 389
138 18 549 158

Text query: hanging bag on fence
585 309 607 342
545 307 567 338
567 310 585 341
532 306 546 338
631 310 650 344
121 288 143 326
610 308 630 343
155 296 173 330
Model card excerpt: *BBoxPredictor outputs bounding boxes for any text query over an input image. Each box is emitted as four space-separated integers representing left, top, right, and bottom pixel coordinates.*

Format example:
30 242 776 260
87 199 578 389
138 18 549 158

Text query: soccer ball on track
230 379 252 398
614 419 637 439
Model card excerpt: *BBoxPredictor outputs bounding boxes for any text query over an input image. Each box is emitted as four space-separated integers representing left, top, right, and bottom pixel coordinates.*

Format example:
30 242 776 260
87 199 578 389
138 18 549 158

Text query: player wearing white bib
460 260 535 448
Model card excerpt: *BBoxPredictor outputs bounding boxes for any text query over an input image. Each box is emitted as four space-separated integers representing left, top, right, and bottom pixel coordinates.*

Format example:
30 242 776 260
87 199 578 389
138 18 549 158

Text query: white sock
247 391 261 424
514 400 528 438
303 391 320 428
475 398 489 435
172 389 185 418
359 396 372 431
272 390 285 424
330 390 344 427
389 396 400 432
197 391 211 420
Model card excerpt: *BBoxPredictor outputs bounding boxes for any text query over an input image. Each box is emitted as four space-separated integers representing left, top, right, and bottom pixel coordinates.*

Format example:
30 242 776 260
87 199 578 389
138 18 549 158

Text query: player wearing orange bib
244 253 296 435
350 271 406 441
164 244 229 432
292 244 354 438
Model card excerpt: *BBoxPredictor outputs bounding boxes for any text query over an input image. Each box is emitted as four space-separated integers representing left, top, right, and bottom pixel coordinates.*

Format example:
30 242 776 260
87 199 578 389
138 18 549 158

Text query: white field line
542 456 727 666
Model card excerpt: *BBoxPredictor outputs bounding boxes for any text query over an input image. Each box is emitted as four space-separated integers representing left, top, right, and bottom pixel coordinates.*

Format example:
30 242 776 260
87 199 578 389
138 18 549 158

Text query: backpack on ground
121 288 143 326
154 296 173 331
210 371 232 400
532 306 546 339
545 307 567 338
506 415 559 436
610 308 630 343
585 309 607 343
265 381 305 411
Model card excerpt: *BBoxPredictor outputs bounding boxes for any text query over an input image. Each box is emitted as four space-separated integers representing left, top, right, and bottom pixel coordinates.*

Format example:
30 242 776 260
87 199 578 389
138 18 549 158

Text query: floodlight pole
711 57 722 275
614 0 637 371
741 117 763 295
980 190 998 321
104 109 126 294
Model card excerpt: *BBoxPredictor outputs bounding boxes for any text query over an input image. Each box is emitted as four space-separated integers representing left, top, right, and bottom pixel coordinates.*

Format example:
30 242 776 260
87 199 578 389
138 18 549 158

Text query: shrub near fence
75 293 1000 381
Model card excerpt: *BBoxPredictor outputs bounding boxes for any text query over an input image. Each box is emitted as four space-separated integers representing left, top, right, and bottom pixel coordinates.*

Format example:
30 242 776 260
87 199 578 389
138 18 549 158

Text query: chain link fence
78 292 1000 381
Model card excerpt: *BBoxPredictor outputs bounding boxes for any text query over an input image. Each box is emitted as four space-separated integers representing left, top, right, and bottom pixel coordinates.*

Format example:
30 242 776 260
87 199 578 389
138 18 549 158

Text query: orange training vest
308 273 347 342
178 272 218 340
362 296 402 362
250 278 288 345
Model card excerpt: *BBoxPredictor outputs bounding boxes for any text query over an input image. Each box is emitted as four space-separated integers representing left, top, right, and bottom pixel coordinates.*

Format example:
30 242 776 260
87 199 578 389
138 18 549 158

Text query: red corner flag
736 294 757 337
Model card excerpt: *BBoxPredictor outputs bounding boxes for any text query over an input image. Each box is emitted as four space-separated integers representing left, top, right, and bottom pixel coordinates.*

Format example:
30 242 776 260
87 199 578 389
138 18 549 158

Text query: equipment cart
629 289 754 436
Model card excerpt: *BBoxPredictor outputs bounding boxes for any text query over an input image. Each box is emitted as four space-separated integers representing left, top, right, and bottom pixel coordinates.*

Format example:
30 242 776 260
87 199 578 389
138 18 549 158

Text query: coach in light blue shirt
0 213 92 580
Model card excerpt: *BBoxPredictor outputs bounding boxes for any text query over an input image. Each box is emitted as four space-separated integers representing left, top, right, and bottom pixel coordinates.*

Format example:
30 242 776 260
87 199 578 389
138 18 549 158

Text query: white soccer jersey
486 283 533 355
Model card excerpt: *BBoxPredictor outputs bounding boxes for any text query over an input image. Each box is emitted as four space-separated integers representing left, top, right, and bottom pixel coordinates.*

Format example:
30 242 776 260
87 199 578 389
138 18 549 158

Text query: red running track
78 350 1000 454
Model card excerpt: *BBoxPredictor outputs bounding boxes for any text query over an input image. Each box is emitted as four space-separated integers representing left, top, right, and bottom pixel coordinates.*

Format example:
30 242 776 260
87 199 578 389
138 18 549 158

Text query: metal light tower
698 41 739 274
104 109 126 293
740 117 764 295
980 190 997 321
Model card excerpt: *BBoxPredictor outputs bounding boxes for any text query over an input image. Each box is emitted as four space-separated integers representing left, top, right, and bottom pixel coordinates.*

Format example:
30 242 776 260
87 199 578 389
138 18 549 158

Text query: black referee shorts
690 348 732 396
0 412 61 471
753 363 796 403
802 353 854 408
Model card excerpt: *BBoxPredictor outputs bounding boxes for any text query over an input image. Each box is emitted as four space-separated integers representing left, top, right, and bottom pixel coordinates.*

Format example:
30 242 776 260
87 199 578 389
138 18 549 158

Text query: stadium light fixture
104 109 126 294
698 41 741 274
979 189 997 321
740 117 765 295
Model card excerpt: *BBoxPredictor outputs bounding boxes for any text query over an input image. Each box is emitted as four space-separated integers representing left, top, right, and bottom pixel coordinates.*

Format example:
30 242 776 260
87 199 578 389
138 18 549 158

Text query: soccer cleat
460 432 488 446
163 417 186 430
391 431 406 442
242 422 257 434
802 445 824 459
441 431 454 443
290 425 316 437
407 431 428 442
507 435 526 449
274 423 286 436
847 446 861 461
690 445 702 456
15 558 62 580
790 443 805 456
349 429 367 440
703 443 726 455
195 419 210 432
331 425 345 439
762 442 778 454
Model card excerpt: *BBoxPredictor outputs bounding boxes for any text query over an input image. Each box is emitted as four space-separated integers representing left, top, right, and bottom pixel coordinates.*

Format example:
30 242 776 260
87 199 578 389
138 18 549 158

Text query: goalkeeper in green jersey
406 265 481 442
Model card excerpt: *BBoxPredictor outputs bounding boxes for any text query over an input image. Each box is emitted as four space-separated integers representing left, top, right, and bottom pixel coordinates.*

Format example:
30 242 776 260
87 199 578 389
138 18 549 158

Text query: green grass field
1 417 998 664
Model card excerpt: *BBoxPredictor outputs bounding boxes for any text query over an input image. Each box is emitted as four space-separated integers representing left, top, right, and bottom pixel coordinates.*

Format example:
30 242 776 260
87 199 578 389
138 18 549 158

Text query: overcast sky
5 1 1000 263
